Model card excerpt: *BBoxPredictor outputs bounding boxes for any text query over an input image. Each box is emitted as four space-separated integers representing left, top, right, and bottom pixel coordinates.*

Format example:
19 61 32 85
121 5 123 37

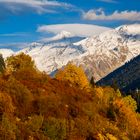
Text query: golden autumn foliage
55 63 89 89
0 92 15 115
0 53 139 140
123 95 137 111
6 53 35 73
113 98 140 139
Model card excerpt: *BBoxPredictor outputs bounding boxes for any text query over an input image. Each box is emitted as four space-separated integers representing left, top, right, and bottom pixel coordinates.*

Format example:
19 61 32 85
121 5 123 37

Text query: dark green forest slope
97 55 140 92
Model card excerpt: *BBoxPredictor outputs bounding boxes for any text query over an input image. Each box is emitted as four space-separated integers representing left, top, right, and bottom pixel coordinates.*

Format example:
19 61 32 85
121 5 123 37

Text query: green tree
26 115 44 132
111 80 119 92
0 54 5 73
90 76 96 87
43 117 66 140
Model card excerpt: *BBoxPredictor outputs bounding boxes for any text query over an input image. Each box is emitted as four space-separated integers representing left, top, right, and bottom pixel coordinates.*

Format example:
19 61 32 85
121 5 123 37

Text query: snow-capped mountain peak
54 31 73 39
72 24 140 80
50 31 73 41
40 30 82 43
1 24 140 82
116 24 140 35
0 49 14 58
14 24 140 81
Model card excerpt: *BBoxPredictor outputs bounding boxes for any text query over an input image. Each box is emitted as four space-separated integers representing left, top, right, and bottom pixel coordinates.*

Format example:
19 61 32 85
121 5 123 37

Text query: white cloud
0 32 30 37
83 9 140 21
37 24 111 37
97 0 117 3
0 0 73 14
0 42 28 50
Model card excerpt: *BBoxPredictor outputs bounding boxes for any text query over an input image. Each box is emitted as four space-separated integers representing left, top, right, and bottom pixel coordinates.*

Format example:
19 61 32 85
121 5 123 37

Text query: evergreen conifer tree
0 54 5 73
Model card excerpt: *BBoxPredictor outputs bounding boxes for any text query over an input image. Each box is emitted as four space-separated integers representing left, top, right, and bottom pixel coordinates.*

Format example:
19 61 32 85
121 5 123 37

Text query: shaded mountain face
0 24 140 81
97 55 140 92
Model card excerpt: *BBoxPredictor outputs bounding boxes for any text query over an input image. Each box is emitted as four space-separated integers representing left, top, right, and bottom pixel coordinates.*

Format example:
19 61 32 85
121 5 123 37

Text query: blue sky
0 0 140 50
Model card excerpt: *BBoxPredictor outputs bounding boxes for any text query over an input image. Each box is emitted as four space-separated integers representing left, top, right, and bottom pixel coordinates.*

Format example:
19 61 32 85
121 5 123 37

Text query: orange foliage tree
55 63 89 89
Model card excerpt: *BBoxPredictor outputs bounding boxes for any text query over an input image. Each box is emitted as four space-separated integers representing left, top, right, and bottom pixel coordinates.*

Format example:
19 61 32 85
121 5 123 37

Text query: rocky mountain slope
73 24 140 81
0 24 140 81
17 31 86 74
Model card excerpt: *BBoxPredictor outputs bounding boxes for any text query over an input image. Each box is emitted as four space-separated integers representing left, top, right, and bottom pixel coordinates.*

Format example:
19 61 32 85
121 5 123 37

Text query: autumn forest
0 53 140 140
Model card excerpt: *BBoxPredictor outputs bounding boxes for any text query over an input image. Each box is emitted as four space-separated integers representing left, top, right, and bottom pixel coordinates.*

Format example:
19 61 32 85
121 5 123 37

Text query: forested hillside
97 55 140 92
0 53 140 140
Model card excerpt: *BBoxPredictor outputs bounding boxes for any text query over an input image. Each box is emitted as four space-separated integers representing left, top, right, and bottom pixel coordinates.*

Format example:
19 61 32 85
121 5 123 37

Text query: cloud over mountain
37 24 111 37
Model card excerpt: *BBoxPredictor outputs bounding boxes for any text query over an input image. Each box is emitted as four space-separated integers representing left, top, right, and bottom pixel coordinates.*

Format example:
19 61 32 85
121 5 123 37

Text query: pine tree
111 80 119 91
90 76 96 87
0 54 5 73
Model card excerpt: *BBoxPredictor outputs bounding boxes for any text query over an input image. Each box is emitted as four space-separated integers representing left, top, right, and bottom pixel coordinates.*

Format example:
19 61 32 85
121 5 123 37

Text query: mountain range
0 24 140 82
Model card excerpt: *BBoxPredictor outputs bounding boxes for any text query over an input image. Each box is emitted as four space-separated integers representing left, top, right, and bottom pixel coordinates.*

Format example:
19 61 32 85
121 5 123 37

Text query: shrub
43 117 66 140
26 115 44 132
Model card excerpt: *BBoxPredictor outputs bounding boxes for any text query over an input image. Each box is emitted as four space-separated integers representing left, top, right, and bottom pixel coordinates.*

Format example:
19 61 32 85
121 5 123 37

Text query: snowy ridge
0 49 14 58
22 24 140 81
0 24 140 81
116 24 140 35
49 31 73 40
73 24 140 80
40 31 74 42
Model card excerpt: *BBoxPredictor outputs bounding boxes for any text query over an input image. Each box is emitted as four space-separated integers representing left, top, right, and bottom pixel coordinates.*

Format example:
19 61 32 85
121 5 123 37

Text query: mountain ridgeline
97 55 140 92
0 24 140 82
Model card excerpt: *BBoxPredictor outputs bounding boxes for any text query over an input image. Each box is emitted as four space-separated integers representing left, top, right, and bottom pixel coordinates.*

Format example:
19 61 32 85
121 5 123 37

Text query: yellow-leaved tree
55 63 89 89
6 53 35 73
